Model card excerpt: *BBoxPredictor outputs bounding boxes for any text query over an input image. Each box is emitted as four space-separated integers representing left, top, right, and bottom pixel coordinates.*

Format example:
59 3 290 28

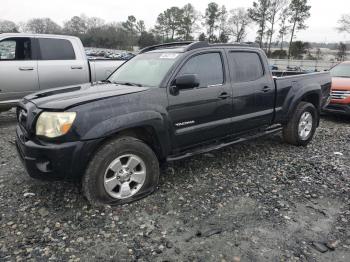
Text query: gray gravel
0 109 349 261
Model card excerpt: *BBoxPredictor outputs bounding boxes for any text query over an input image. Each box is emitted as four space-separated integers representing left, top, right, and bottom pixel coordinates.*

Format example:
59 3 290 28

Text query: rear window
0 37 32 60
228 52 264 82
38 38 75 60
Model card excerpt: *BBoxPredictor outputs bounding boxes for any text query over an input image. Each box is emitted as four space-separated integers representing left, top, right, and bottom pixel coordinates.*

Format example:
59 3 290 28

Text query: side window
178 53 224 87
38 38 75 60
0 38 32 61
229 52 264 82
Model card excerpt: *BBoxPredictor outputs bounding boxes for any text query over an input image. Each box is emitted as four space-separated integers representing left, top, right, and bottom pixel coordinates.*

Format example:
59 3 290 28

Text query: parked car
0 33 125 112
15 42 331 206
324 61 350 115
269 64 279 71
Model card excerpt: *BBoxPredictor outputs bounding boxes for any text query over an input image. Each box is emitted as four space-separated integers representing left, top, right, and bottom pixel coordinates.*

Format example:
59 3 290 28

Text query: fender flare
82 111 172 158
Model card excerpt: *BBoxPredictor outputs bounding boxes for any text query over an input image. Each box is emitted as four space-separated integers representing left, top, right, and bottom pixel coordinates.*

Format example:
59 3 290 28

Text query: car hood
24 82 149 110
331 77 350 91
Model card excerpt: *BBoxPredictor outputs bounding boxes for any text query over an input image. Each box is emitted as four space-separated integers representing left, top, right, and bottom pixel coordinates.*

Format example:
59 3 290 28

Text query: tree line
0 1 348 60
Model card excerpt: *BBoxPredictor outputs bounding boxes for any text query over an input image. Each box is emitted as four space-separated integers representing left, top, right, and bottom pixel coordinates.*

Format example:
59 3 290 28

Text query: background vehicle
15 42 331 206
324 61 350 115
0 33 125 112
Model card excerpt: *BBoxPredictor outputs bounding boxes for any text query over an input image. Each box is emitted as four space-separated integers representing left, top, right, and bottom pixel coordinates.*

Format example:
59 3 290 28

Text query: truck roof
0 33 80 41
140 41 260 54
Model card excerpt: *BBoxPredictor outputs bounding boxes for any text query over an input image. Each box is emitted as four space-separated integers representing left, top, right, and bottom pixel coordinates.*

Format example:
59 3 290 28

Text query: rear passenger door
0 37 39 102
36 37 88 90
168 51 233 148
227 51 275 133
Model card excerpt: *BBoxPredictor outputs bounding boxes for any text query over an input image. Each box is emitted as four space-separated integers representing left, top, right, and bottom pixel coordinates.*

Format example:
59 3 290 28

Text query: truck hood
331 77 350 91
24 82 149 110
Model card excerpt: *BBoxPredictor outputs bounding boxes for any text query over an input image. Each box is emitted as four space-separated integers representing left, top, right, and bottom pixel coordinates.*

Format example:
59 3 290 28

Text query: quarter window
38 38 75 60
229 52 264 82
178 53 224 87
0 38 32 60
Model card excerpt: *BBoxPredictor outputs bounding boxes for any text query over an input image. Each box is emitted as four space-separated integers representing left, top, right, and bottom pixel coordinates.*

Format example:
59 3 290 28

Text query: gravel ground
0 109 349 262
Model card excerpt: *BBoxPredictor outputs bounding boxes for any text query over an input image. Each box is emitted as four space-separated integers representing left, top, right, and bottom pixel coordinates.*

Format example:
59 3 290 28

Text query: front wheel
82 137 160 206
283 102 318 146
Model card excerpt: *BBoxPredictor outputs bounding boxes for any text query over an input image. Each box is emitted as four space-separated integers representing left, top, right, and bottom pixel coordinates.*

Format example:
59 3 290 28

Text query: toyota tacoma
15 42 331 206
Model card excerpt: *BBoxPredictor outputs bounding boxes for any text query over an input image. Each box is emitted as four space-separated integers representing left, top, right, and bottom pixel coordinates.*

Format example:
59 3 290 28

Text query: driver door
167 51 233 149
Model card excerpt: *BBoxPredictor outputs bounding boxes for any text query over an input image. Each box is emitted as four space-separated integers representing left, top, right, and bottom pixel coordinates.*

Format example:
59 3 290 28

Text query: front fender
82 111 171 158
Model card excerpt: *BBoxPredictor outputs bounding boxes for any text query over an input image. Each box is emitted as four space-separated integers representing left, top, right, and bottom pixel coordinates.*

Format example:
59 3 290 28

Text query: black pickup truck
15 42 331 206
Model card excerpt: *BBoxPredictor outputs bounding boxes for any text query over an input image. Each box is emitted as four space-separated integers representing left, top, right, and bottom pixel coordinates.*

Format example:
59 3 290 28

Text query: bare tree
266 0 289 55
228 8 251 42
26 18 62 34
278 7 290 50
0 19 18 33
337 14 350 33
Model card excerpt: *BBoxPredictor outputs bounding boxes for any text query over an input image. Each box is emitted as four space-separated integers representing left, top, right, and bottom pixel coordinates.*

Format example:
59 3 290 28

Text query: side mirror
175 74 200 90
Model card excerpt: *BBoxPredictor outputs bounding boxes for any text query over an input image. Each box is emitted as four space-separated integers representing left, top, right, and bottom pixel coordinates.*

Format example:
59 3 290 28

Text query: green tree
198 32 207 41
289 40 309 59
138 31 158 48
288 0 311 59
154 7 183 42
248 0 271 48
337 42 347 61
177 3 198 40
63 16 88 35
154 13 169 41
271 49 287 58
218 5 229 42
204 2 221 42
165 7 183 40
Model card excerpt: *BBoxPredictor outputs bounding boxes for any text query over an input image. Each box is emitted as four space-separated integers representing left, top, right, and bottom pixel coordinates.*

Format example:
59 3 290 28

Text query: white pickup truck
0 33 125 112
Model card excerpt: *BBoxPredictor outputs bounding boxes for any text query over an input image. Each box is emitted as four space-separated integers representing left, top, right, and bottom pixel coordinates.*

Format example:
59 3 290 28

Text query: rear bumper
15 126 102 180
323 103 350 115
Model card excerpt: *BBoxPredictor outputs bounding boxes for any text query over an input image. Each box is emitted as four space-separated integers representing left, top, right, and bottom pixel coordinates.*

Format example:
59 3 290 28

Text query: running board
167 125 283 161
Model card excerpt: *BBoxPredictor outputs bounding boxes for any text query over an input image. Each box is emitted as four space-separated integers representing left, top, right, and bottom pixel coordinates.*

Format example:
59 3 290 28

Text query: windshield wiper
113 81 143 87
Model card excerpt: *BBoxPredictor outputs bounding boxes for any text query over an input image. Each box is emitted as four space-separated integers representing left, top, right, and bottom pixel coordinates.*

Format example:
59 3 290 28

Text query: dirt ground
0 109 349 261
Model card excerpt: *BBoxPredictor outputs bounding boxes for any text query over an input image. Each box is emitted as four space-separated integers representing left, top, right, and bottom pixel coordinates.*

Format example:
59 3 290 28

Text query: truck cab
0 33 124 112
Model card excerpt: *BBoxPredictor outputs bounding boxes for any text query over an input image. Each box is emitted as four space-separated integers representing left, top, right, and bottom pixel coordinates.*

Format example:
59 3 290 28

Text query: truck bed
273 72 332 123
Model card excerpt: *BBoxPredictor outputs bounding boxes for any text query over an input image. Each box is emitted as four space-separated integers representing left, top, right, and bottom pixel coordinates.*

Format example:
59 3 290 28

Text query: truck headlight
36 112 76 138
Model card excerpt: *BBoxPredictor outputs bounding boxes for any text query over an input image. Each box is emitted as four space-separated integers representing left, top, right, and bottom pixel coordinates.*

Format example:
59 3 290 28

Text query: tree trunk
288 21 297 59
280 33 284 50
268 14 276 56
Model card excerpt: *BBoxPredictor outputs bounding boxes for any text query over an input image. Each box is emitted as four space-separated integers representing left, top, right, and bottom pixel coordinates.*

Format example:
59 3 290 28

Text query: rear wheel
283 102 318 146
82 136 159 206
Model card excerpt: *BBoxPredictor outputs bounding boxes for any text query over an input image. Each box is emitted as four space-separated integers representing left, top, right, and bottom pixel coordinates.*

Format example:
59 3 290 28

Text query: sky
0 0 349 43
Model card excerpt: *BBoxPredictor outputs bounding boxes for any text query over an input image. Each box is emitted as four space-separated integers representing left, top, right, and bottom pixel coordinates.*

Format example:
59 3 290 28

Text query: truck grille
331 90 350 100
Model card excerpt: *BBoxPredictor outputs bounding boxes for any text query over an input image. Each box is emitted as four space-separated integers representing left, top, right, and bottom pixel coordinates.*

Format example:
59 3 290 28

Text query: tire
282 102 318 146
82 136 160 206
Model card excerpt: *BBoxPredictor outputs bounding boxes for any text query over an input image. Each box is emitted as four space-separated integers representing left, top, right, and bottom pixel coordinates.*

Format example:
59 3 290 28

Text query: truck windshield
330 63 350 78
108 52 181 87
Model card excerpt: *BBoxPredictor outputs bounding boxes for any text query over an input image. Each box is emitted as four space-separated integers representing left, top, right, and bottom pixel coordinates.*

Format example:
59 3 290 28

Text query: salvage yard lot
0 109 349 261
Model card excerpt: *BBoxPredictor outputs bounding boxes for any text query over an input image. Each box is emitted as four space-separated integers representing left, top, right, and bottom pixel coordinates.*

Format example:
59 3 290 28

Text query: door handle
261 86 272 93
19 67 34 71
218 92 231 99
71 66 83 70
